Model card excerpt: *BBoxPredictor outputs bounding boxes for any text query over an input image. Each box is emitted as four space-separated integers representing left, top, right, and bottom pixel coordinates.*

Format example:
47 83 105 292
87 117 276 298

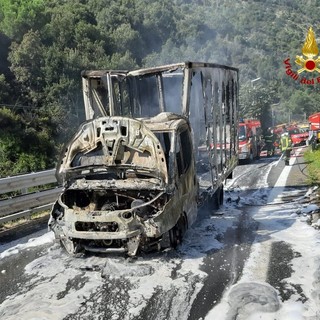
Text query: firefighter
280 126 292 165
264 127 275 156
307 122 317 151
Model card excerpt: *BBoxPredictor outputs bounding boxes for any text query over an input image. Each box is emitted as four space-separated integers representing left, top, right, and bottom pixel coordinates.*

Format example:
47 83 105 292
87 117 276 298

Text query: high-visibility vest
280 133 291 151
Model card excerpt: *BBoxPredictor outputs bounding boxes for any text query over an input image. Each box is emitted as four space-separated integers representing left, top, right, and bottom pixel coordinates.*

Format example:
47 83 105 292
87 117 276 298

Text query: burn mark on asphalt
266 241 307 303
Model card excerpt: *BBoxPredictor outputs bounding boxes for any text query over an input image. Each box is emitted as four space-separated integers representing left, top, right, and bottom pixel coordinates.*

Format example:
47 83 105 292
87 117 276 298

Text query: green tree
0 106 66 177
240 82 277 130
0 0 47 41
0 74 10 103
2 0 320 177
9 30 45 105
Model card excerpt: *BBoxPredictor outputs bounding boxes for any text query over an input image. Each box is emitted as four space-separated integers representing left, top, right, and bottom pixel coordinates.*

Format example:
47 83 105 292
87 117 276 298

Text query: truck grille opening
75 221 119 232
62 189 164 216
77 239 126 252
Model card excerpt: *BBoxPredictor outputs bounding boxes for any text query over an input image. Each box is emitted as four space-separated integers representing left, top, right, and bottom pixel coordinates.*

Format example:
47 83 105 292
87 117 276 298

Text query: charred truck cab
49 62 239 256
50 114 197 255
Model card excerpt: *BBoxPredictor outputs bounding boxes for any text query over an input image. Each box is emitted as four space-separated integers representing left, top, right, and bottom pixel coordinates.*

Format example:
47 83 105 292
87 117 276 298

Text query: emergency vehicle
238 119 263 163
308 112 320 143
288 124 309 146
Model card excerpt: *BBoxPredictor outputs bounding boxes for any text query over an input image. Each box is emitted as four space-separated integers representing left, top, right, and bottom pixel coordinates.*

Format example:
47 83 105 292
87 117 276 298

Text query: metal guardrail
0 169 61 224
0 169 57 194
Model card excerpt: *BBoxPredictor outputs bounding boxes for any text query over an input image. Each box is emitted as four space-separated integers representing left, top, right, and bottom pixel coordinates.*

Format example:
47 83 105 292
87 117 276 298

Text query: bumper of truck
238 152 249 160
50 207 163 256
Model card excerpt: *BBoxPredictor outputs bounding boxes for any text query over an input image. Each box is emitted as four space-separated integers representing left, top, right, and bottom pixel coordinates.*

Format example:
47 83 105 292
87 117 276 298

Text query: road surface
0 147 318 320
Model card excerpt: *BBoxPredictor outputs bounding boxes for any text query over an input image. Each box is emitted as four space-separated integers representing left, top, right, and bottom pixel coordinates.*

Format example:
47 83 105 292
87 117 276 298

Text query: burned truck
49 62 239 256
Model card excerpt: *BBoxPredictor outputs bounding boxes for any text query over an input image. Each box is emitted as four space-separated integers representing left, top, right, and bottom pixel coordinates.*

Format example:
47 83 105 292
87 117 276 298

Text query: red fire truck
308 112 320 143
238 119 263 163
288 124 309 146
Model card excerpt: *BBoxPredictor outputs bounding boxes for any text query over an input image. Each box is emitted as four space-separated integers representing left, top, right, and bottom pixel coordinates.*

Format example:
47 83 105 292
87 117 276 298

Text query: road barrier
0 170 61 224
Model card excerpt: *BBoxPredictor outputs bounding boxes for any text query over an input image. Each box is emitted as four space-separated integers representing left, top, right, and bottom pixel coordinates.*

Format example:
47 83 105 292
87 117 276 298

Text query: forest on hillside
1 0 320 176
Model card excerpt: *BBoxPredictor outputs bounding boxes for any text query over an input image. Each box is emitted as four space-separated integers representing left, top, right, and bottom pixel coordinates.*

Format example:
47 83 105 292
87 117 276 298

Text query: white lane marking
267 147 302 204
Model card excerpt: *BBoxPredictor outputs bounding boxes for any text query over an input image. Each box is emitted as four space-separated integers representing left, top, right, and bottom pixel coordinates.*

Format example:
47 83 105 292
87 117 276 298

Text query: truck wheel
178 213 188 236
219 185 224 206
169 226 179 248
212 186 223 209
168 214 188 249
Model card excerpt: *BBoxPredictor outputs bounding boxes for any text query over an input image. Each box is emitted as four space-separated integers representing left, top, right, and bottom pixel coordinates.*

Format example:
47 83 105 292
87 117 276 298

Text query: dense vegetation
1 0 320 176
303 148 320 185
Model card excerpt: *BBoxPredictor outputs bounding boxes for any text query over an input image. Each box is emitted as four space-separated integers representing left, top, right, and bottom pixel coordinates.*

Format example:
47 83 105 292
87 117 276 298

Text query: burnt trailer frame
50 62 239 256
81 62 239 186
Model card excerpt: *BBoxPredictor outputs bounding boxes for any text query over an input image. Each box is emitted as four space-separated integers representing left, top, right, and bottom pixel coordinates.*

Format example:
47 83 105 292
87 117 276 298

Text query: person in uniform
264 127 275 156
280 126 292 165
307 122 317 151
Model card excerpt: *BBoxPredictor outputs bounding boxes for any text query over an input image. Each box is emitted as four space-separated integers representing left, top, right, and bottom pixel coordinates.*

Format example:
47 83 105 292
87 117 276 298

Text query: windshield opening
238 125 247 141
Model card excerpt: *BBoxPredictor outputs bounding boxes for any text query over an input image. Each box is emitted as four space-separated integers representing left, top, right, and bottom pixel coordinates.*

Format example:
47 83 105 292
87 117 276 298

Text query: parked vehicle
288 125 308 146
238 119 263 163
308 112 320 143
49 62 239 256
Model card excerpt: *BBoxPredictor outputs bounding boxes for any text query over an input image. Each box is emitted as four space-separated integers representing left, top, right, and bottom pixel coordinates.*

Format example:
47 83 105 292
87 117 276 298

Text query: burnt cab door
174 126 198 224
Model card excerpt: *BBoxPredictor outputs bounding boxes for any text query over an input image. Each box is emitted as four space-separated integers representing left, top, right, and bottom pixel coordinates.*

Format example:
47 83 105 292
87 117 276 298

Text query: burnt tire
160 212 189 250
212 185 224 210
169 226 179 248
178 213 188 239
168 214 188 248
219 185 224 207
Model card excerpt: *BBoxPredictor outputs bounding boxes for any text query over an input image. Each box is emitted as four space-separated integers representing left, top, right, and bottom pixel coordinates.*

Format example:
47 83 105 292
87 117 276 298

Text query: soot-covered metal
49 62 239 256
